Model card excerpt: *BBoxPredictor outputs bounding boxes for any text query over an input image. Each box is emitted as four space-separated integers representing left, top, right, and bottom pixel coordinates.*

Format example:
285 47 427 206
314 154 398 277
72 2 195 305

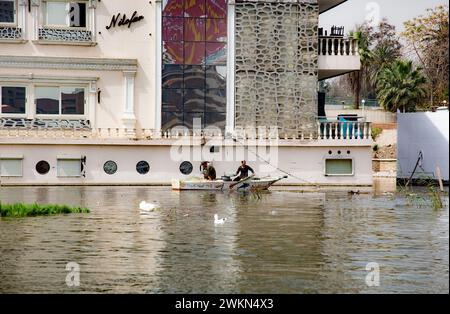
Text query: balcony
317 117 372 144
318 35 360 80
318 0 348 14
1 117 372 146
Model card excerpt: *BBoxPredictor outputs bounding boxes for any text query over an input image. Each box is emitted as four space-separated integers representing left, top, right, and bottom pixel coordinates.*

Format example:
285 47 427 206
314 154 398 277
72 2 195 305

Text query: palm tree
376 60 427 112
368 45 401 86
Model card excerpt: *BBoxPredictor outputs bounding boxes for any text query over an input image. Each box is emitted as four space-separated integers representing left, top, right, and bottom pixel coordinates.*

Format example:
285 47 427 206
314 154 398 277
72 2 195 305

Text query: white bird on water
214 214 227 225
139 201 159 212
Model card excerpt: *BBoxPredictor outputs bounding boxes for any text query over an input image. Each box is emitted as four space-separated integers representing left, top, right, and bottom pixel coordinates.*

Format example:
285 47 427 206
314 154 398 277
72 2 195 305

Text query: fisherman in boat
233 160 255 181
200 161 217 181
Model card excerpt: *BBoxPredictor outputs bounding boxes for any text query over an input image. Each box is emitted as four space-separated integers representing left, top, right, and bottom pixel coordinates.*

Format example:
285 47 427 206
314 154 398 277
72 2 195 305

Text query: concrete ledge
0 137 374 147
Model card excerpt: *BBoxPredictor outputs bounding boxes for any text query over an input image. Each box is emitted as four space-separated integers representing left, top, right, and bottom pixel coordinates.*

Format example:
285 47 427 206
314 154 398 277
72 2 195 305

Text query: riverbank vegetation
0 202 90 217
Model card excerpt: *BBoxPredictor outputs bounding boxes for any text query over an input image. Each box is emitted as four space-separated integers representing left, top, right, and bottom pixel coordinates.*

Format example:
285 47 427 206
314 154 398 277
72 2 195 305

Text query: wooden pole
436 166 444 192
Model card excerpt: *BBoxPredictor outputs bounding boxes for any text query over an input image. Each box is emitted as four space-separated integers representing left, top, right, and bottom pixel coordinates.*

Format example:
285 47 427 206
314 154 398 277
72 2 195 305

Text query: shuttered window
325 159 353 176
57 158 81 177
0 158 23 177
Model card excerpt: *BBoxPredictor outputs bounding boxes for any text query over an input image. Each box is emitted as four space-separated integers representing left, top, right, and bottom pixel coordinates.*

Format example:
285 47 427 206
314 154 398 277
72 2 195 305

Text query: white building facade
0 0 372 186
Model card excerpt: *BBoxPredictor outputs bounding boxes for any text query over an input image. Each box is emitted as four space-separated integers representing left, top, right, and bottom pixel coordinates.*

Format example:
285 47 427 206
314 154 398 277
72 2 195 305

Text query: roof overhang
318 0 347 14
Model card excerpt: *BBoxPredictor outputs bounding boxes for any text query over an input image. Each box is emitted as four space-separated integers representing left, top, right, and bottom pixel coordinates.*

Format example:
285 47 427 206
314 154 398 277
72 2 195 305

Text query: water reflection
0 186 448 293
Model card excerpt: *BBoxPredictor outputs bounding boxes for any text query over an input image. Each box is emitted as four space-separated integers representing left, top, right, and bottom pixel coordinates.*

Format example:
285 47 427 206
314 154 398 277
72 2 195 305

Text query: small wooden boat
171 175 288 191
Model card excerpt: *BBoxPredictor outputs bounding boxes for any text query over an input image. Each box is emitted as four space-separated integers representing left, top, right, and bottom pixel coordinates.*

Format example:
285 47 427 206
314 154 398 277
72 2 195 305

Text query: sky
319 0 448 34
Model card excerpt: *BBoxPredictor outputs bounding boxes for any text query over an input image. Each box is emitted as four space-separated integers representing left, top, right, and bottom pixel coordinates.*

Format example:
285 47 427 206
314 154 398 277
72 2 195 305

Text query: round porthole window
136 161 150 175
179 161 193 175
36 160 50 175
103 160 117 175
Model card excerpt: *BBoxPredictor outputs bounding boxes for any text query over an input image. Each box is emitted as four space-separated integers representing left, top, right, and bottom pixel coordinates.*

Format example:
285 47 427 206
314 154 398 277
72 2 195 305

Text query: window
39 0 93 43
162 0 227 132
0 156 23 177
0 0 15 25
103 160 117 175
179 161 193 175
57 158 81 177
44 1 87 28
36 160 50 175
36 86 85 115
325 159 354 176
136 161 150 175
1 86 26 114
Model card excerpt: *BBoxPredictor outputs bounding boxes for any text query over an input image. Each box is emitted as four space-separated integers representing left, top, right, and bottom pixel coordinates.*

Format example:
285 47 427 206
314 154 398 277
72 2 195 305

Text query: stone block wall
234 0 319 136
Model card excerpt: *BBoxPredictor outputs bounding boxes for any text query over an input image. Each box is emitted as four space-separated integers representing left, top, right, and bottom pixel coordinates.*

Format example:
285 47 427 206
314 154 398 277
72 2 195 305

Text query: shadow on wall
397 111 449 180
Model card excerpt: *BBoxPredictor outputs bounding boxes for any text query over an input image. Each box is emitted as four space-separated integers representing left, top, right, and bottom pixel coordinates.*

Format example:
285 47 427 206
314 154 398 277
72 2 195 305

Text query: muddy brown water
0 184 448 293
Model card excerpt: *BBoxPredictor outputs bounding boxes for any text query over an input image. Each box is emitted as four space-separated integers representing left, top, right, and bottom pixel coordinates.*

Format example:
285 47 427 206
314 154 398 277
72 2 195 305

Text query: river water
0 184 448 294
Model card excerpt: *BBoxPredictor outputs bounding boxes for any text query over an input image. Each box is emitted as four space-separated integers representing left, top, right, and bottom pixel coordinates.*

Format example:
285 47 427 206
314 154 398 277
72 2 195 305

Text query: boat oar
229 175 255 190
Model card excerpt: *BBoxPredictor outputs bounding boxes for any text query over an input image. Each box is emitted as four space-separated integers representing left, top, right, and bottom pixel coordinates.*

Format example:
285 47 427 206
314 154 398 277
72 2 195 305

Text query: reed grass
0 202 90 217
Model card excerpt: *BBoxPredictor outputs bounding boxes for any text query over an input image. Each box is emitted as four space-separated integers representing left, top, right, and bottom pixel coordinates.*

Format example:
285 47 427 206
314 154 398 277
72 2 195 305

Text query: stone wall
234 0 319 136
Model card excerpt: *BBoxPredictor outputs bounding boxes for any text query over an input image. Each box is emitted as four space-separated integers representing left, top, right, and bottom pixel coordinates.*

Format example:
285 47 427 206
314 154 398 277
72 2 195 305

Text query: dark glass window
161 111 183 130
184 42 206 65
184 89 205 112
136 161 150 175
103 160 117 175
162 88 184 111
206 0 226 18
162 64 184 89
206 19 226 42
205 112 226 129
0 0 14 23
206 65 226 89
184 65 205 89
184 112 204 130
179 161 193 175
36 87 59 115
35 86 85 115
36 160 50 175
163 42 184 64
184 18 205 41
184 0 205 18
205 89 226 112
1 86 26 114
163 0 184 17
163 17 184 42
162 0 227 131
61 87 84 115
205 42 227 64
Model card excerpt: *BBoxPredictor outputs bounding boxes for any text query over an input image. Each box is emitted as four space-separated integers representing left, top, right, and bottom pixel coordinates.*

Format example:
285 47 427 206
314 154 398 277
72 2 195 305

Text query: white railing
317 120 372 140
318 36 359 57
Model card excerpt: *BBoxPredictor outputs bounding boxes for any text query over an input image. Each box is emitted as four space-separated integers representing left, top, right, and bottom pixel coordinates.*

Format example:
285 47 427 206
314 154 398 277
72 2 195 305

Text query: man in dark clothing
201 161 217 181
234 160 255 181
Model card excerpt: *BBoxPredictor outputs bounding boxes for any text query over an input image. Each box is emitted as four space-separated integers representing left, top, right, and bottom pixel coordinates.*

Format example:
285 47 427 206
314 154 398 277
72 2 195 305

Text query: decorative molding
33 39 97 46
0 55 138 72
38 28 93 42
30 0 40 6
0 74 99 84
0 27 22 39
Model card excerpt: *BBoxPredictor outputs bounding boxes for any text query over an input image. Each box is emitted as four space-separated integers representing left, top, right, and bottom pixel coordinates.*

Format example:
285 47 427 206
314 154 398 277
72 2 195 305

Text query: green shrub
371 127 383 141
0 202 90 218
